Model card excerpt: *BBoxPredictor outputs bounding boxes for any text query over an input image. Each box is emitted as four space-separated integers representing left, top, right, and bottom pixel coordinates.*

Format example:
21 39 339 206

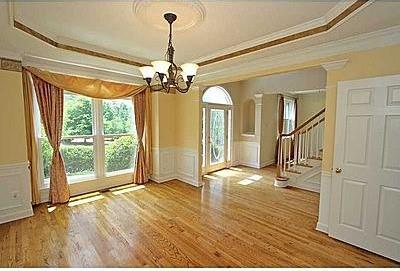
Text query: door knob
335 168 342 174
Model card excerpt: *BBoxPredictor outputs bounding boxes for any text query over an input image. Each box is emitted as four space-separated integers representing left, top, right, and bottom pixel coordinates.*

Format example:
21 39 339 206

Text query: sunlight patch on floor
68 194 105 207
248 174 263 181
47 206 57 213
237 179 255 185
111 185 145 195
214 169 236 177
204 174 220 180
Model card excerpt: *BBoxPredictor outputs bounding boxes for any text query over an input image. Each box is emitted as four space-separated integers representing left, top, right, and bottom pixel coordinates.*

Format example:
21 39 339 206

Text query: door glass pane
210 109 225 165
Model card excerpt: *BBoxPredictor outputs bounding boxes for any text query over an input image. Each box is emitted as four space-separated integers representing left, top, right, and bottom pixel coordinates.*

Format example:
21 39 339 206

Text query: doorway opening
202 86 233 174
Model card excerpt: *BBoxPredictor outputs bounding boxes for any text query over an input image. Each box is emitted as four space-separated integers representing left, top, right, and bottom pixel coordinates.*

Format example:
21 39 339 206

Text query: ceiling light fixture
139 13 199 93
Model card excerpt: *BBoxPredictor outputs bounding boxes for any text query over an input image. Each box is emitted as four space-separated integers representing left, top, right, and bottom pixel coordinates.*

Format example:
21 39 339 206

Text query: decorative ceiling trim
13 20 148 67
197 0 371 67
196 25 400 85
10 0 370 68
0 57 22 72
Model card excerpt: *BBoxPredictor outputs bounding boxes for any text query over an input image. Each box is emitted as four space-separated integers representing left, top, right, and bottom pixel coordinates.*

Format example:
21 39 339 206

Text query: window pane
61 137 94 177
40 137 52 180
202 86 232 105
105 135 137 173
103 99 135 135
63 93 93 136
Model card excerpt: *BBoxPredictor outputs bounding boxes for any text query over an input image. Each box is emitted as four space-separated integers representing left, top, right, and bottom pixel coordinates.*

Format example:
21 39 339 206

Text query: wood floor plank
0 165 398 267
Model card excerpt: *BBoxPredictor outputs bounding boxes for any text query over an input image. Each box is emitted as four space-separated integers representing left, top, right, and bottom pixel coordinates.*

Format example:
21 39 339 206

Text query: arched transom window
202 86 232 105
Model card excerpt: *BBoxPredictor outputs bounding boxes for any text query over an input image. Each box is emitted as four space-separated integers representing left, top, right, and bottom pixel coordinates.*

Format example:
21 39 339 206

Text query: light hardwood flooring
0 165 398 267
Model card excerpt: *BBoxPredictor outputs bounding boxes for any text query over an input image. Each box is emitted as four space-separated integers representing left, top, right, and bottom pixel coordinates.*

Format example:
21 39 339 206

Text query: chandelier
139 13 199 93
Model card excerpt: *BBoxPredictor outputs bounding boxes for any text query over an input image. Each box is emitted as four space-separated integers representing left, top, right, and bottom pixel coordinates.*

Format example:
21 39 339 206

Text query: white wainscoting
316 170 333 233
239 141 261 168
232 141 241 166
0 162 33 224
151 147 202 187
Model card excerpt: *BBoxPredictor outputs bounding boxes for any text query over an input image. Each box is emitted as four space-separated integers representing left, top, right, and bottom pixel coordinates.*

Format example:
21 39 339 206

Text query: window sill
40 170 135 202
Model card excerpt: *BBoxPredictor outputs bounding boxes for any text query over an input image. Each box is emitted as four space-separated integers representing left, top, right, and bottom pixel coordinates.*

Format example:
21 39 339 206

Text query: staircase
275 108 325 192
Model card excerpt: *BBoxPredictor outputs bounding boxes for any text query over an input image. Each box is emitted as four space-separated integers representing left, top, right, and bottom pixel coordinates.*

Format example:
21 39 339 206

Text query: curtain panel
22 67 153 203
22 69 41 205
26 67 147 99
31 74 70 204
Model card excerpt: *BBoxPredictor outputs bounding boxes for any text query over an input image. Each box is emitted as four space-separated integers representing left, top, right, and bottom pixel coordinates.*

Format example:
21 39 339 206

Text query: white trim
316 169 333 234
259 159 275 169
196 25 400 84
0 162 33 224
150 147 202 187
289 88 326 95
39 171 134 203
191 0 367 63
321 59 349 71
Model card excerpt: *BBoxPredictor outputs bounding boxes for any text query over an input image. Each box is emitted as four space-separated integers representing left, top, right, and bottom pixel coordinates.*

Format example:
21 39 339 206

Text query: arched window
202 86 232 105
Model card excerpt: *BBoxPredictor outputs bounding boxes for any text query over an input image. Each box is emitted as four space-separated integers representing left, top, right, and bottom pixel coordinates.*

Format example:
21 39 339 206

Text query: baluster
294 133 298 166
316 118 320 158
283 138 287 173
310 124 314 158
288 137 292 169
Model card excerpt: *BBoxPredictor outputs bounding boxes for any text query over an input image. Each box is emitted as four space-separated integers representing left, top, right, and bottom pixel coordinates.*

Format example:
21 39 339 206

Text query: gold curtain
22 69 41 205
31 74 70 204
133 91 147 184
144 88 153 176
26 67 147 99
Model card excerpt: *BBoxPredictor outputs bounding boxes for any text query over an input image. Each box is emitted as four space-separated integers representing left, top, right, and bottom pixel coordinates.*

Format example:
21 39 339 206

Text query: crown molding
22 55 143 85
289 89 326 95
195 0 371 66
8 0 371 69
196 25 400 85
321 59 349 71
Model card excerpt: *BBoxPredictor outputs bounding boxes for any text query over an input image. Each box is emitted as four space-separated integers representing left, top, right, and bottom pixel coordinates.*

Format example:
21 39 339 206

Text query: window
283 97 296 134
38 93 137 187
202 86 232 105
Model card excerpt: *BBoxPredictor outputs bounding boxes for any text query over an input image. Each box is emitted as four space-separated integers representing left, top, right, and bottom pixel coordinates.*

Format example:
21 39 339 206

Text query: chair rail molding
0 162 33 224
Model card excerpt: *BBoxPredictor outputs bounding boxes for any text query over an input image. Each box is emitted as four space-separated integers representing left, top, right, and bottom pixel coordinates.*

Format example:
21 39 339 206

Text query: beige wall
0 70 27 165
175 88 201 150
260 94 278 164
297 91 326 124
322 44 400 171
152 92 176 148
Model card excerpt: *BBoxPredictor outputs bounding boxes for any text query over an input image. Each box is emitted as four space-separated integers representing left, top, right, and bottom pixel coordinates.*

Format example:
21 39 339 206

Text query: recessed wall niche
242 99 256 135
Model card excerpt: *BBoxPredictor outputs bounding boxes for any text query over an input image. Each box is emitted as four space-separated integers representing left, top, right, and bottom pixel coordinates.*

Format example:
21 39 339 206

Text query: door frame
202 102 233 174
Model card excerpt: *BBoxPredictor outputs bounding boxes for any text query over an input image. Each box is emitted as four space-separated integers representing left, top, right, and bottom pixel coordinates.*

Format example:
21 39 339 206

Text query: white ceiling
1 0 400 85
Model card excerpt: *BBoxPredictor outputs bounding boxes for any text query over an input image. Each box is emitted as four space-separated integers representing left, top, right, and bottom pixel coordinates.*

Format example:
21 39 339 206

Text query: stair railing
276 108 325 181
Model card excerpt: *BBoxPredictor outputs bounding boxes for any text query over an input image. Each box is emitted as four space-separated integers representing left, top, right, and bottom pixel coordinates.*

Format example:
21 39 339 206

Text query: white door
202 104 232 173
329 75 400 262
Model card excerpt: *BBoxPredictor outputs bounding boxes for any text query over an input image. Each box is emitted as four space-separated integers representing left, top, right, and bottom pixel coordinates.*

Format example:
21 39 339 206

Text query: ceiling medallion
132 0 206 32
138 13 199 93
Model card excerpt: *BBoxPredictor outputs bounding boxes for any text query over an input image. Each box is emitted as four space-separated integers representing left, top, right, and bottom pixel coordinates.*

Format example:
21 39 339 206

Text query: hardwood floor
0 165 398 267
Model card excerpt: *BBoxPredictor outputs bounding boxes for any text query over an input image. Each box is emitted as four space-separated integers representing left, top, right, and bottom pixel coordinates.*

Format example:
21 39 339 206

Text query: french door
329 75 400 262
202 104 232 173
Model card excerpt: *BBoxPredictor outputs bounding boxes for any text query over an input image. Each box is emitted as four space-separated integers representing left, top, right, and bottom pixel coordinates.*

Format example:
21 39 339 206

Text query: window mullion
93 99 105 178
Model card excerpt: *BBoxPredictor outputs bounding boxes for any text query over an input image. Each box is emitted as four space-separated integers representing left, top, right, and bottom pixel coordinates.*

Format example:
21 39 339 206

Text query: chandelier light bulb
151 60 171 75
181 63 199 76
139 66 156 79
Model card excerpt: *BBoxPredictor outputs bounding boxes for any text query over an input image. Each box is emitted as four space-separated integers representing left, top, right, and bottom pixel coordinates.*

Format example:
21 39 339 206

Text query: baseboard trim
259 159 275 168
177 174 203 187
316 221 329 233
0 207 33 224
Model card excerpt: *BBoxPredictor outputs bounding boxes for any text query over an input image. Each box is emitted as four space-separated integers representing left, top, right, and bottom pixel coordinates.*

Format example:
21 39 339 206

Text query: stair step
287 169 302 174
297 163 313 168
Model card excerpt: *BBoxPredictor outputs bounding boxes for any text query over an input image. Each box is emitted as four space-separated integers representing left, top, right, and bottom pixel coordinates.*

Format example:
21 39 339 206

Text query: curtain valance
26 66 146 99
